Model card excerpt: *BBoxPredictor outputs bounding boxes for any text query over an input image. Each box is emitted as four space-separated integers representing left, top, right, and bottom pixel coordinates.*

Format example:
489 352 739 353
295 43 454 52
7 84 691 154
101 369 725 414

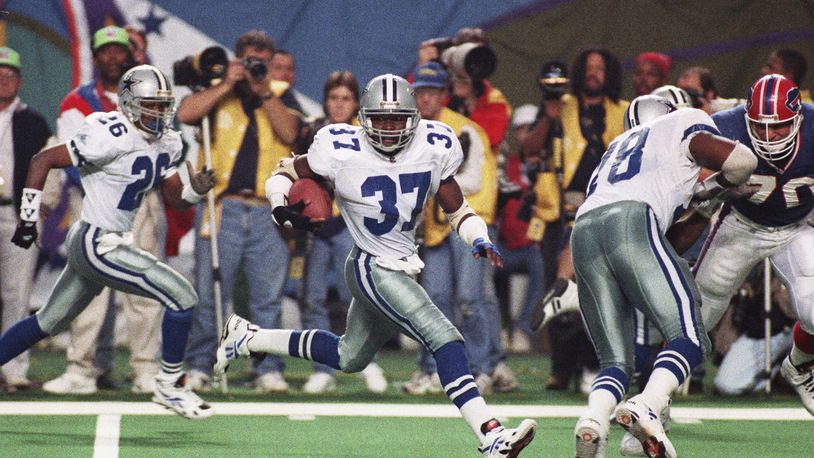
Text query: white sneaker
510 331 532 354
360 363 388 393
131 373 157 394
531 278 580 331
214 314 257 376
186 369 212 393
475 373 494 395
780 356 814 416
574 416 608 458
256 371 289 393
302 372 336 394
615 395 676 458
402 371 442 395
479 418 537 457
42 372 97 395
492 362 520 393
152 373 214 420
620 399 672 456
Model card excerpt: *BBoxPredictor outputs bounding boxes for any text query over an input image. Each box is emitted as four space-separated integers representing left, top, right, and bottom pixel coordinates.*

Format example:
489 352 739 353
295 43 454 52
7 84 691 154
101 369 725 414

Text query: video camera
538 60 569 101
173 46 268 89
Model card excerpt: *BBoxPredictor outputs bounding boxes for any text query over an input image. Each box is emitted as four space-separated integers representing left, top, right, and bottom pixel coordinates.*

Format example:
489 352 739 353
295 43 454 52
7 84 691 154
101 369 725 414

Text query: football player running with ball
0 65 215 419
571 95 756 458
694 74 814 416
215 74 536 457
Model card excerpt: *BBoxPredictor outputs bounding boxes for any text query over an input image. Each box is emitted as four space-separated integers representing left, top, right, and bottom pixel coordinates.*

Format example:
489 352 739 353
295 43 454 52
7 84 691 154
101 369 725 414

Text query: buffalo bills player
215 74 536 457
0 65 215 419
694 74 814 416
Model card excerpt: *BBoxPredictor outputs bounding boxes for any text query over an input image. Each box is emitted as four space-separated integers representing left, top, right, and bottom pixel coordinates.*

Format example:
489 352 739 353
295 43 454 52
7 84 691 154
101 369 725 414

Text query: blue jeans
186 198 290 376
418 232 495 376
304 228 355 374
494 242 545 335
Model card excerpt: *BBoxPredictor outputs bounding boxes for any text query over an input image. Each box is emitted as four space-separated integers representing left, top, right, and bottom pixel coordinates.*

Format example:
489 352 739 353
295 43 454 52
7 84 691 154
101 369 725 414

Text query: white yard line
93 414 121 458
0 402 811 421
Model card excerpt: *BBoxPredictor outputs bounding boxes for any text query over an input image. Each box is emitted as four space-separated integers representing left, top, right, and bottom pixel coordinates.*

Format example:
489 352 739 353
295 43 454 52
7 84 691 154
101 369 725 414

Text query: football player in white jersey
215 74 536 457
0 65 215 419
571 95 757 458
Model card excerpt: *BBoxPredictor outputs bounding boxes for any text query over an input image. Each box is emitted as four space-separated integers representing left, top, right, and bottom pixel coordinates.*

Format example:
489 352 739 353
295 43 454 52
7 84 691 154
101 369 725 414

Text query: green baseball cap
92 26 130 52
0 47 21 71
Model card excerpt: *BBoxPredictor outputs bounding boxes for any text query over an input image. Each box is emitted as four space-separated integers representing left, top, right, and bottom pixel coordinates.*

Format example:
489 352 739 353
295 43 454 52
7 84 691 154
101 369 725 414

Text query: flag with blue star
138 4 168 36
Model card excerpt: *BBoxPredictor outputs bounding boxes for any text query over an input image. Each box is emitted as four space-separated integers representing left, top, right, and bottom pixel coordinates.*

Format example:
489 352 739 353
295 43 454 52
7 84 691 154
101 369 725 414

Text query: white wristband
265 173 293 209
20 188 42 222
181 183 205 204
457 214 490 247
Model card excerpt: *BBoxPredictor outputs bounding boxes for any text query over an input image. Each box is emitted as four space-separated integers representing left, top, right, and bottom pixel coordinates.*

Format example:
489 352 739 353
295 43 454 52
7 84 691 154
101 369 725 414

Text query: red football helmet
745 74 803 162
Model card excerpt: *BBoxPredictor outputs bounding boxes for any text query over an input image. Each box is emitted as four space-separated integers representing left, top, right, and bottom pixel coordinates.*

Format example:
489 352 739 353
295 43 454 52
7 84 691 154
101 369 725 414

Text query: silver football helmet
118 64 175 138
623 94 677 131
358 74 420 154
651 85 692 109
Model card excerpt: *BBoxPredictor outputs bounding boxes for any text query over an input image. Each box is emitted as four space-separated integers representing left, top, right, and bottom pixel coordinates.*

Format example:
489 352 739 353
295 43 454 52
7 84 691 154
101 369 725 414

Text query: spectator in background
632 51 671 97
0 47 51 393
763 48 810 102
493 104 547 354
270 49 323 120
178 30 299 393
677 66 718 114
524 48 629 392
299 70 387 394
44 25 164 395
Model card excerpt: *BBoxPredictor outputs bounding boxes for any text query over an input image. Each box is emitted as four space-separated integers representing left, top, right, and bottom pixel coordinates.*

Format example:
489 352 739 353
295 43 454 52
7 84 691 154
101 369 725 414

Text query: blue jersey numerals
587 128 649 196
117 153 170 211
329 127 360 151
98 114 128 137
361 171 431 236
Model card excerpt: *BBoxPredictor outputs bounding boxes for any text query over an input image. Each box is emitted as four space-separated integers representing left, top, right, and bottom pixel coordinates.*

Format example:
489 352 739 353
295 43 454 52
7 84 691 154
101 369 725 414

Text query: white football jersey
67 111 182 232
577 108 719 232
307 121 463 259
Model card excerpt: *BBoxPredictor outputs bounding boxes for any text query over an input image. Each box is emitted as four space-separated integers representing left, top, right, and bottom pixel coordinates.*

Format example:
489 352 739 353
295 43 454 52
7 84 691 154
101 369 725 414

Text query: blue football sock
288 329 341 370
161 309 193 364
0 316 47 365
654 338 702 385
434 341 480 409
591 366 630 403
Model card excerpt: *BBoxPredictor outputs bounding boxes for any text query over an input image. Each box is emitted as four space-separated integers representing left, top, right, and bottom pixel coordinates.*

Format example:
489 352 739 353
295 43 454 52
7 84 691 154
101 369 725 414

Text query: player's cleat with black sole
530 278 579 332
575 416 608 458
478 418 537 457
620 399 671 456
780 356 814 416
615 395 675 458
214 314 258 375
152 373 214 420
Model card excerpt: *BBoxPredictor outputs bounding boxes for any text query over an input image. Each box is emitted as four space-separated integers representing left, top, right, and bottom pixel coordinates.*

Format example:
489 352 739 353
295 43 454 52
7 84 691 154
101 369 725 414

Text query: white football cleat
402 371 442 395
615 395 675 458
359 362 388 393
214 314 257 375
530 278 580 332
780 356 814 416
574 416 608 458
478 418 537 457
620 399 671 456
152 373 214 420
302 372 337 394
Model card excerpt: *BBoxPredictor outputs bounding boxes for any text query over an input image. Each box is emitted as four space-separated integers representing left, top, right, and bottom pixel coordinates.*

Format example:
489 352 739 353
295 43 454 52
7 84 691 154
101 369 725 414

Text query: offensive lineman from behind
0 65 215 419
215 74 536 457
572 96 756 458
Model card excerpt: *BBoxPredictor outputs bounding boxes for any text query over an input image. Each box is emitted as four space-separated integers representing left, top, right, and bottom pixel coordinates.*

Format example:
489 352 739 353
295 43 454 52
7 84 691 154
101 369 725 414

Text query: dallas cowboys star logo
121 72 141 95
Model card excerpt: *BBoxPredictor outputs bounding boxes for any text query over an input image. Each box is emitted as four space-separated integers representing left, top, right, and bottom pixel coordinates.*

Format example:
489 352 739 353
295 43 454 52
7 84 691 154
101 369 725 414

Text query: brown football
288 178 331 220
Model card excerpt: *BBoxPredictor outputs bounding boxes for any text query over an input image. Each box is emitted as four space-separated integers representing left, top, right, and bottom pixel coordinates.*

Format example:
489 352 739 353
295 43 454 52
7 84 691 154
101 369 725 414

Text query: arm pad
720 142 757 186
265 174 294 209
445 200 490 247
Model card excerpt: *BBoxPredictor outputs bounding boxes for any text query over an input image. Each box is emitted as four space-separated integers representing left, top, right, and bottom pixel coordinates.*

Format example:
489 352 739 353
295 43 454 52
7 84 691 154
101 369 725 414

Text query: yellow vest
422 107 496 248
528 94 629 238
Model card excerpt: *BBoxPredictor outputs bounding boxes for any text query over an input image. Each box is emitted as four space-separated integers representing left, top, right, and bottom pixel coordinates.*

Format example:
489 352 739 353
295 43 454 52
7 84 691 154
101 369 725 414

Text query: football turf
0 348 809 457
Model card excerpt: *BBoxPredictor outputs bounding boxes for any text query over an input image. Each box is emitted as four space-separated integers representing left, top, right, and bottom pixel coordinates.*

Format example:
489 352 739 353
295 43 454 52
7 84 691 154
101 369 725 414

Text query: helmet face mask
624 94 677 131
358 74 420 155
118 64 176 138
745 74 802 162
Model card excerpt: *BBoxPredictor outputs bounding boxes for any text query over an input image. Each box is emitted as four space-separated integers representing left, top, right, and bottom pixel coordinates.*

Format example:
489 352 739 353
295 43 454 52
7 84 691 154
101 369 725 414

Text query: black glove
186 161 215 195
11 221 37 249
271 201 322 231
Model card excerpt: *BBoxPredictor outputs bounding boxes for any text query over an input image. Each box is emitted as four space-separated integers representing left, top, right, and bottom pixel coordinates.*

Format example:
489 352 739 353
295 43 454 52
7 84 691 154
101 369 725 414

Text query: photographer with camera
525 49 629 392
176 30 298 393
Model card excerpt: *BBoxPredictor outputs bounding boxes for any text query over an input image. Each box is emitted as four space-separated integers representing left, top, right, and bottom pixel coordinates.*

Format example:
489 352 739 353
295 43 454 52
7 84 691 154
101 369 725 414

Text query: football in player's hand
288 178 331 220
